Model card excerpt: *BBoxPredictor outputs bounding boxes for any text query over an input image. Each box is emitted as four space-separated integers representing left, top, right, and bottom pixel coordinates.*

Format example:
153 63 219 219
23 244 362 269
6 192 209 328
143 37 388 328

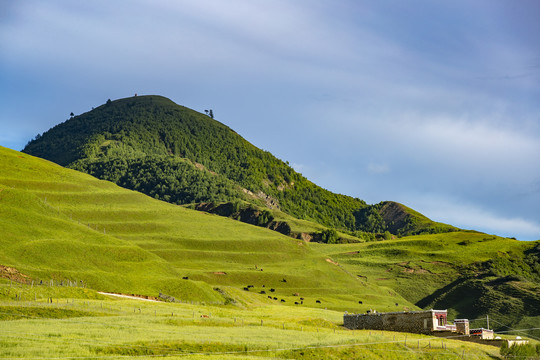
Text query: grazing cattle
316 300 321 304
294 302 299 305
268 296 272 299
260 290 266 294
358 301 363 304
273 297 278 300
281 278 287 283
243 287 249 291
201 314 209 318
300 297 304 300
262 285 265 287
182 276 189 280
247 285 254 288
301 301 303 304
270 288 275 292
280 299 285 302
293 293 299 296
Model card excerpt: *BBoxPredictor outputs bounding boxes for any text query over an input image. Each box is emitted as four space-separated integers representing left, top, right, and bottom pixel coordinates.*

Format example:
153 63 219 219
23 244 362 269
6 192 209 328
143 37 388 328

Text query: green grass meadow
0 283 503 359
0 146 413 312
1 146 537 358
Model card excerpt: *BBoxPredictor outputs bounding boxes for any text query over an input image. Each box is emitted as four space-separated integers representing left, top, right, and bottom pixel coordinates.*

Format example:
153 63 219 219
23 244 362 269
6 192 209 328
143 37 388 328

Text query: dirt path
98 292 161 302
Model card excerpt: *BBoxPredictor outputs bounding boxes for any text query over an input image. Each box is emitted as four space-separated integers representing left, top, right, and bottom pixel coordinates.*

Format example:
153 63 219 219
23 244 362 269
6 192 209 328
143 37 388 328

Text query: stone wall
344 310 440 334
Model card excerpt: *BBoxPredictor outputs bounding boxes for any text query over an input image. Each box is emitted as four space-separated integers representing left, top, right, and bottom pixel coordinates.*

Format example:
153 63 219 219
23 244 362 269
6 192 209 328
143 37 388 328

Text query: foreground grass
0 291 502 360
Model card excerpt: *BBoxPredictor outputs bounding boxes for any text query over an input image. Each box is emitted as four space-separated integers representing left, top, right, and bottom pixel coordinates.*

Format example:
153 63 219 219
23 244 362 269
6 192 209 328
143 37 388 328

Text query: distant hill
23 95 456 237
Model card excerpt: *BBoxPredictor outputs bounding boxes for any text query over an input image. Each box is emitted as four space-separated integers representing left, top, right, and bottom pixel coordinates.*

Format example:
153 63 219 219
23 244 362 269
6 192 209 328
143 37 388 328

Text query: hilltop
23 95 457 238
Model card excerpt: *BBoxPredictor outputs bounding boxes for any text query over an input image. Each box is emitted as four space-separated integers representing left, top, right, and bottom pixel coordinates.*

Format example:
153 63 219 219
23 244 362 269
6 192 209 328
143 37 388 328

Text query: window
438 316 446 326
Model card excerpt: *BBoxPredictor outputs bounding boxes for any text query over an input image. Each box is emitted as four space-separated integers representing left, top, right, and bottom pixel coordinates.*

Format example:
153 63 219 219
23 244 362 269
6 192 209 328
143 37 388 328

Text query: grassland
0 282 508 359
0 145 412 312
1 145 538 358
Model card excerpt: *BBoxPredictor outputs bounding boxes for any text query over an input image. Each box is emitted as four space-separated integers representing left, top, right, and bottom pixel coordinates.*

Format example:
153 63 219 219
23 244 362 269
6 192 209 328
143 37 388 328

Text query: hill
22 95 457 237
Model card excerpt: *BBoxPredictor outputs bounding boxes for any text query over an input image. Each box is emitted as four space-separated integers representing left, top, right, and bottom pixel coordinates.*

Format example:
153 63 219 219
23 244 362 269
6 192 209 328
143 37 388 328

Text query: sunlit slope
0 146 413 310
317 233 529 301
314 232 540 334
0 149 225 301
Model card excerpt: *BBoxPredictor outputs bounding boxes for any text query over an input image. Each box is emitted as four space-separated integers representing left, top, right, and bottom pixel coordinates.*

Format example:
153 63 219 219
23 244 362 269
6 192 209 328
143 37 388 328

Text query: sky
1 0 539 240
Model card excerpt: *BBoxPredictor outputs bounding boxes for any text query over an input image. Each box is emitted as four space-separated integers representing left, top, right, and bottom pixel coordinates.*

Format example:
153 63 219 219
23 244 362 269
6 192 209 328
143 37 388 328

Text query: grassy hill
22 95 456 236
0 145 412 311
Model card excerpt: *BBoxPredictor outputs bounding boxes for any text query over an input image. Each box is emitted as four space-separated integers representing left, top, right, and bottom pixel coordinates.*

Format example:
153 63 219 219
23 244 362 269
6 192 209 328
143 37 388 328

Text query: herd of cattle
181 275 323 306
242 283 322 305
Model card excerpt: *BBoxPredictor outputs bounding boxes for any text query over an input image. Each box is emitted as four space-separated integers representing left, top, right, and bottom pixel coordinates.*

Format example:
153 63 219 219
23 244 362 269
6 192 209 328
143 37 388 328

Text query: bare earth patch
0 265 30 283
325 258 339 266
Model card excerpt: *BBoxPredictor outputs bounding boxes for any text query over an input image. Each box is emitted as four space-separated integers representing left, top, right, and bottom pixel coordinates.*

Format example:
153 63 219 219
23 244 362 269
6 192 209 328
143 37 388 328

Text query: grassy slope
0 146 411 311
314 233 540 334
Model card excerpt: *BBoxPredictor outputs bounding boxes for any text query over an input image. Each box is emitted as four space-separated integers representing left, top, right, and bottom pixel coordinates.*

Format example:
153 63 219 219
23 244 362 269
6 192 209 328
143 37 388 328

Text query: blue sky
1 0 539 240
